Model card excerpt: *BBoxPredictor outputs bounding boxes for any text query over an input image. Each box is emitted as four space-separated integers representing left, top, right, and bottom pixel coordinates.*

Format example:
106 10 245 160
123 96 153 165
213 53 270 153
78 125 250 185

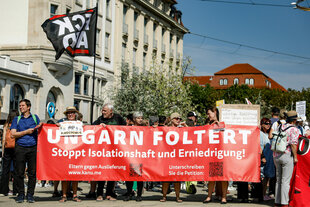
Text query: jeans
15 144 37 196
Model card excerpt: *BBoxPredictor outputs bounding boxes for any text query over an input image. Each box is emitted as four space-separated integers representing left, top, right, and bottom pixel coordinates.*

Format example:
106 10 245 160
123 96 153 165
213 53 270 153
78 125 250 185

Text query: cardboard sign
59 121 83 136
219 104 260 126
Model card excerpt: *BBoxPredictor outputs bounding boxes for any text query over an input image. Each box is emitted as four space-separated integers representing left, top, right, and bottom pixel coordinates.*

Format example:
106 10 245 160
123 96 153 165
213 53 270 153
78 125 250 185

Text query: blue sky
176 0 310 90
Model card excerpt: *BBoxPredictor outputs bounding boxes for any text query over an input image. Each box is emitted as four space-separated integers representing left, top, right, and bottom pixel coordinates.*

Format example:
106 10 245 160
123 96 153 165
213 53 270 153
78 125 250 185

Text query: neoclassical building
0 0 187 122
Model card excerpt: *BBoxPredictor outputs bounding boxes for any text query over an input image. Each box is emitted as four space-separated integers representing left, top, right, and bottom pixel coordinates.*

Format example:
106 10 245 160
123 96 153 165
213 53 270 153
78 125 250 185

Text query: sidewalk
0 182 274 206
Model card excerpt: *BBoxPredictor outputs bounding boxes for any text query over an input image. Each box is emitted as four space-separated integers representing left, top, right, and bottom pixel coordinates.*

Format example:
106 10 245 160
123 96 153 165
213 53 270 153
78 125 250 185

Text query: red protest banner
37 124 260 182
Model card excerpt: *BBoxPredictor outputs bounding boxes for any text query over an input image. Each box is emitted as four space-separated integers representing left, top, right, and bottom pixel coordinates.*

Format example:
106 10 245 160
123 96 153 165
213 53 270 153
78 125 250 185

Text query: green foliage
187 83 310 120
113 62 196 119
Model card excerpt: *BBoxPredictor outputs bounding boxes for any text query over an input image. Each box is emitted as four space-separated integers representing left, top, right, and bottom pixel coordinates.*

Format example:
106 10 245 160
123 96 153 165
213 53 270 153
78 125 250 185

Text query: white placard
59 121 83 136
296 101 306 118
219 104 260 126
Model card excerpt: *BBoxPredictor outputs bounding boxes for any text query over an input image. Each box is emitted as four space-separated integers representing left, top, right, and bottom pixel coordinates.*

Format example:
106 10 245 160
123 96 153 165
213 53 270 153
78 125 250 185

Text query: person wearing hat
57 106 82 202
160 112 185 203
273 110 299 207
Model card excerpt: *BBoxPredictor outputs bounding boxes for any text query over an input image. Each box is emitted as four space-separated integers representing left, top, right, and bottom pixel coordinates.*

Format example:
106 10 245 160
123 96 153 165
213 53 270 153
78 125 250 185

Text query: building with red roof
184 63 287 92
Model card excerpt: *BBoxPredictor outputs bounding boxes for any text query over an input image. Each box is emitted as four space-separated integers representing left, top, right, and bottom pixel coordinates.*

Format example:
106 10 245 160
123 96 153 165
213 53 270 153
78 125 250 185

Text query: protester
93 103 126 201
124 112 145 202
204 107 228 204
158 115 167 126
57 106 82 202
10 99 41 203
0 110 19 196
160 112 184 203
149 116 159 127
187 111 198 126
273 111 299 207
260 118 275 201
270 107 280 125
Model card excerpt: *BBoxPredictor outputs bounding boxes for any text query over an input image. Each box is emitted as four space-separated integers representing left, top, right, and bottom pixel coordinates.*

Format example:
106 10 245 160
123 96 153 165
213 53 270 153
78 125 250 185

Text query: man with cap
273 110 299 207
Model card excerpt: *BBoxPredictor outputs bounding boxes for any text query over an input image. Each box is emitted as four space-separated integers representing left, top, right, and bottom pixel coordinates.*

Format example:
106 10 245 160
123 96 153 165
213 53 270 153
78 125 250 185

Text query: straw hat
63 106 79 115
170 112 182 120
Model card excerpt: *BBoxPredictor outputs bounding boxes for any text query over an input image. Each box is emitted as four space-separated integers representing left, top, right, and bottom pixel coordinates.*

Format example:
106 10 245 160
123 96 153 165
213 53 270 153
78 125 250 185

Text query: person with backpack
0 110 19 196
272 111 299 207
10 99 41 203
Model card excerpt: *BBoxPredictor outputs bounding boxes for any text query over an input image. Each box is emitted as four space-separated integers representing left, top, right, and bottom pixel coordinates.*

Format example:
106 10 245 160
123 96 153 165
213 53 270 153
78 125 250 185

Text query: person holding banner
204 107 228 204
160 112 184 203
93 103 126 201
57 107 82 202
10 99 41 203
124 112 145 202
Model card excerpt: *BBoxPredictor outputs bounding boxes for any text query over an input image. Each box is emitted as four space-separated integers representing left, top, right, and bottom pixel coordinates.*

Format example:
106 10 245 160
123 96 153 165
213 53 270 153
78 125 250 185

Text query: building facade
184 63 287 92
0 0 187 122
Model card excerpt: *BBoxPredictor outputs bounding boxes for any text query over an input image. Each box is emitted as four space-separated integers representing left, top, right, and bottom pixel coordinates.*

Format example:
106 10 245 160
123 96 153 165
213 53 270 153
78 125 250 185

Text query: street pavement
0 182 274 206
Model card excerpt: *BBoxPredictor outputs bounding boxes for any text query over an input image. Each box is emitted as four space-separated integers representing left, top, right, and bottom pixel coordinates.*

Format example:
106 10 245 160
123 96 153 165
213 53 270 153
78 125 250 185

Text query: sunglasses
173 118 181 120
263 122 271 125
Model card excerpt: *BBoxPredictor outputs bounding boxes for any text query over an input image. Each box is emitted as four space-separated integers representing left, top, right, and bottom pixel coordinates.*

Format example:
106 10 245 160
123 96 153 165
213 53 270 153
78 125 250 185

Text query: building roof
214 63 265 75
183 76 212 85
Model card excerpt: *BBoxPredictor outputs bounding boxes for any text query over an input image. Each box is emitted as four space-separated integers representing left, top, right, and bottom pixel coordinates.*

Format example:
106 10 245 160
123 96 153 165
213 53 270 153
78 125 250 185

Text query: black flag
42 8 97 60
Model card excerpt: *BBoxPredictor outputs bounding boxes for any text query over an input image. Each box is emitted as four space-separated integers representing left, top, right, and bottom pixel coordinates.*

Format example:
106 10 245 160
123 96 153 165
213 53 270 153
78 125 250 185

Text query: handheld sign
59 121 83 136
219 104 260 126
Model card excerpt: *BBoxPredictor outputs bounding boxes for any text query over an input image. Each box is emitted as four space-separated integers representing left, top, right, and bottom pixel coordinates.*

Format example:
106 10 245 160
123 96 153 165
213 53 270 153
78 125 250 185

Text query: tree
113 62 196 118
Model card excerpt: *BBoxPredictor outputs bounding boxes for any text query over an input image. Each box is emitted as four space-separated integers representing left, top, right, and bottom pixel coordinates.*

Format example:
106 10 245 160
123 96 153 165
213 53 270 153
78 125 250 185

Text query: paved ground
0 182 274 206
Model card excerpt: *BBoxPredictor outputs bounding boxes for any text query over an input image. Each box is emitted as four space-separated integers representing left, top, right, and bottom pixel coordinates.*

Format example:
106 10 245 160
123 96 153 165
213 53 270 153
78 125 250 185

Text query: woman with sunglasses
258 118 275 201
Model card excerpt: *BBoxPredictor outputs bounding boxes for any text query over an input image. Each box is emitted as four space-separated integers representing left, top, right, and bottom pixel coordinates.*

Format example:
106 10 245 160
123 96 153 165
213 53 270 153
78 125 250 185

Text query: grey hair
133 111 143 119
103 103 114 111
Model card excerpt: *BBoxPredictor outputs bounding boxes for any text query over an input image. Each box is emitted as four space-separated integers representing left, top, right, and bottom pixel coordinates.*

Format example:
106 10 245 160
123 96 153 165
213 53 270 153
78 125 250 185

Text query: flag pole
90 2 98 124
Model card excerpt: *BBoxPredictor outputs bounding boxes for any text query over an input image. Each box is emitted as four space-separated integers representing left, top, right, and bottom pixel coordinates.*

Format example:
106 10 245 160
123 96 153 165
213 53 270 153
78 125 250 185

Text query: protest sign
37 124 260 182
296 101 306 118
59 121 83 136
219 104 260 126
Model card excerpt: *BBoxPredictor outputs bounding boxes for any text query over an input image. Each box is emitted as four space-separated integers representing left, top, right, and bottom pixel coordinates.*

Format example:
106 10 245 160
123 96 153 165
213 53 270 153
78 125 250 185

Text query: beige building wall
112 0 188 85
0 0 114 123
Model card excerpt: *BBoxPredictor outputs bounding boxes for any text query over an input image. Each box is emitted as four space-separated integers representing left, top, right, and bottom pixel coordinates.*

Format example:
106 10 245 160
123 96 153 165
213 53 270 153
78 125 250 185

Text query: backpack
185 181 197 194
271 123 294 153
4 124 15 148
17 114 38 125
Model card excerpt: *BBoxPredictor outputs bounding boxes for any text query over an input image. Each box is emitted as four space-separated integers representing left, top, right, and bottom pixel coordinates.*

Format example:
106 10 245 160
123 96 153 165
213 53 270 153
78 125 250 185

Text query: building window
10 84 24 111
133 48 137 66
66 8 71 14
266 80 271 88
143 52 146 72
75 73 81 94
233 78 239 85
245 78 250 85
106 0 111 19
84 76 89 95
74 99 80 111
50 4 58 17
223 79 228 85
123 5 127 23
105 33 110 53
144 17 148 35
249 78 254 85
122 43 126 61
220 79 223 86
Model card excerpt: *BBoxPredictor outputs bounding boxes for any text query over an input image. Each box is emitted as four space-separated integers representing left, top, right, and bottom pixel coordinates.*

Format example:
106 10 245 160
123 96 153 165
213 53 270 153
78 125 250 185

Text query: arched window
245 78 250 85
223 79 228 85
233 78 239 85
249 78 254 85
220 79 223 85
10 84 24 111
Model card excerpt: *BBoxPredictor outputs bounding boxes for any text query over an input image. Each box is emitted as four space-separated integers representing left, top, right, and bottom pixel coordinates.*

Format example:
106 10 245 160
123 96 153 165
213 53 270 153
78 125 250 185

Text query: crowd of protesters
0 99 309 207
